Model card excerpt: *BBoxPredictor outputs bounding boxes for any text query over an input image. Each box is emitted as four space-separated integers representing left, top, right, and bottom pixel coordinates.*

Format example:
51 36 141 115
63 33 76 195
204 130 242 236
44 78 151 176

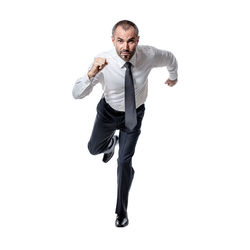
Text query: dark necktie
124 62 137 130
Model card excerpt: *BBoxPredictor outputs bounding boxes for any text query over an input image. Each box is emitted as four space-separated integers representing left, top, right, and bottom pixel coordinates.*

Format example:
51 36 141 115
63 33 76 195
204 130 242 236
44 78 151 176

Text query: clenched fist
165 78 178 87
88 57 108 79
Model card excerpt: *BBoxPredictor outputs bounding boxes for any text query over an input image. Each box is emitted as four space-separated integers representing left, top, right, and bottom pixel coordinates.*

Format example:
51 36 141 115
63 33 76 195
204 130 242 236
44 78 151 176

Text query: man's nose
123 42 129 50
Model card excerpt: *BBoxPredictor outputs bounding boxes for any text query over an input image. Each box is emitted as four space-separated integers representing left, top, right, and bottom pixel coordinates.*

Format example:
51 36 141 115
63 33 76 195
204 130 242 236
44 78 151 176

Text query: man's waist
102 97 145 113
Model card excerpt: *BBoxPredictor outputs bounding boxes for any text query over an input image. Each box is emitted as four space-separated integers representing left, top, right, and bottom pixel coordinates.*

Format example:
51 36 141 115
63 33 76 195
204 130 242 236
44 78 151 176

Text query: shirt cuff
169 73 178 81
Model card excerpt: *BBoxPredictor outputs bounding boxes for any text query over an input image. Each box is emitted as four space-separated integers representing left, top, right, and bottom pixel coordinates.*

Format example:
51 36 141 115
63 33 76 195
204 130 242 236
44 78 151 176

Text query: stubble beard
116 48 136 62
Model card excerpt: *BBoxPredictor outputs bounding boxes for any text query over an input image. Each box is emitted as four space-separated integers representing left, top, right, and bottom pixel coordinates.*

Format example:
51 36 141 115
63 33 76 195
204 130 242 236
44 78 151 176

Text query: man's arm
72 57 107 99
151 47 178 87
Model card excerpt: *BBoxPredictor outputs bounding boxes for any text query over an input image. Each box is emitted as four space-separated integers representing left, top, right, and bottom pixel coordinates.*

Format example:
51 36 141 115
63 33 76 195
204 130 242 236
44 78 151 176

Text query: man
72 20 178 227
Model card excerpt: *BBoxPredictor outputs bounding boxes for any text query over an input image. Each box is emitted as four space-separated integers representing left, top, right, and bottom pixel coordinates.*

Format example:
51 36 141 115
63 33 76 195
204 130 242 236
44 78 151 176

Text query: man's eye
118 40 123 43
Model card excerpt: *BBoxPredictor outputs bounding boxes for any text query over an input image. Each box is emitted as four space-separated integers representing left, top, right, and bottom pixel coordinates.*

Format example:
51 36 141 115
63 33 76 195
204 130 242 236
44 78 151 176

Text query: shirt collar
112 47 137 68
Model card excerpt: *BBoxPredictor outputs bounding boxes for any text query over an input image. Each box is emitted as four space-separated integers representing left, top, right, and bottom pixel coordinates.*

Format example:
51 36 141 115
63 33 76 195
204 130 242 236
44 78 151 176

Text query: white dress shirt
72 45 178 111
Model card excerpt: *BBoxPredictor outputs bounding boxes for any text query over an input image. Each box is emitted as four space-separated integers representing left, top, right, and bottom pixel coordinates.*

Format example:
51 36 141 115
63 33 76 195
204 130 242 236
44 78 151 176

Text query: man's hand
165 78 178 87
88 57 108 79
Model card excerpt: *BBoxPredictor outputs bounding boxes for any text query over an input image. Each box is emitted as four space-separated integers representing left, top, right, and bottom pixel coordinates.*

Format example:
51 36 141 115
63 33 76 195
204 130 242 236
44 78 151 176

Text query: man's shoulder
137 45 158 56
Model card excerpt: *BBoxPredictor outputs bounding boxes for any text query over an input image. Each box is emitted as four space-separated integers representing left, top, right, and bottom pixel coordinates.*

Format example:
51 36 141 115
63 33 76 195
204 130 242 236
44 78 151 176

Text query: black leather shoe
102 136 119 163
115 214 129 227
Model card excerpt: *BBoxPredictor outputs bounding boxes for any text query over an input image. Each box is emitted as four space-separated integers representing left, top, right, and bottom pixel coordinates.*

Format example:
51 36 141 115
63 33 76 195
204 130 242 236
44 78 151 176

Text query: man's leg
115 105 145 217
88 98 117 156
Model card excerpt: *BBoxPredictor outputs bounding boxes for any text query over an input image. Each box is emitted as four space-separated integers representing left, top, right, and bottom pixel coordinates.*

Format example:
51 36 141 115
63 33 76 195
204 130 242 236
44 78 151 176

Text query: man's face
112 26 140 62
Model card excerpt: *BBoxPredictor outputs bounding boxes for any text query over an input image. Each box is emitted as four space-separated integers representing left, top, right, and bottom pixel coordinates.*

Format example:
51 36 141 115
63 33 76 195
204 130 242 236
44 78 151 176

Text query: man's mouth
121 51 130 55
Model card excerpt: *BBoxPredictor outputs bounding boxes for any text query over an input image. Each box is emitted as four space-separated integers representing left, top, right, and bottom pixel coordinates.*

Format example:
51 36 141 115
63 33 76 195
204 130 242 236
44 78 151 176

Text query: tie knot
124 62 132 70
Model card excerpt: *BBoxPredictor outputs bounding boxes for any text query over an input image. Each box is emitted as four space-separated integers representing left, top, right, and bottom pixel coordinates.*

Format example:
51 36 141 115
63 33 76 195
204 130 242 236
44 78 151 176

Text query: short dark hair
112 20 139 37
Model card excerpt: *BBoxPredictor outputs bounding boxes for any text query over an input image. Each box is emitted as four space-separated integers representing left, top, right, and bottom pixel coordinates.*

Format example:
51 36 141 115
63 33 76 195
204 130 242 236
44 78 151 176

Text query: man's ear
137 36 140 44
111 35 115 45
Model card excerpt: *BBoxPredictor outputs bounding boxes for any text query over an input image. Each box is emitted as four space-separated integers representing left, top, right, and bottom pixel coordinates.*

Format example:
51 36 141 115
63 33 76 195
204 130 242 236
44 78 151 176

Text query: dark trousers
88 97 145 215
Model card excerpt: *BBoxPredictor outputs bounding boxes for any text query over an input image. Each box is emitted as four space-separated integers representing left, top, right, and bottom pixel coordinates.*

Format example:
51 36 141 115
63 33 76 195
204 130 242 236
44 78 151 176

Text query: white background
0 0 250 249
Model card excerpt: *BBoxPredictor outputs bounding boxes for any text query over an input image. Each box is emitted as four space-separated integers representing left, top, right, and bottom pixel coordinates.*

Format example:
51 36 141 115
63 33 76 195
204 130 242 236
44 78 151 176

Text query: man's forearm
72 75 94 99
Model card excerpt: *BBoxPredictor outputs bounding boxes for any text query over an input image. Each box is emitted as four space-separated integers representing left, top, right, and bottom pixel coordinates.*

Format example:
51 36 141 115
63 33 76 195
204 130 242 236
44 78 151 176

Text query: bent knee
88 142 99 155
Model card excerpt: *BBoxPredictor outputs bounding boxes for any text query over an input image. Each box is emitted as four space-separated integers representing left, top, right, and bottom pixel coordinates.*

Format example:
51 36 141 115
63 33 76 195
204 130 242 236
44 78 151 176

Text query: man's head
112 20 140 62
